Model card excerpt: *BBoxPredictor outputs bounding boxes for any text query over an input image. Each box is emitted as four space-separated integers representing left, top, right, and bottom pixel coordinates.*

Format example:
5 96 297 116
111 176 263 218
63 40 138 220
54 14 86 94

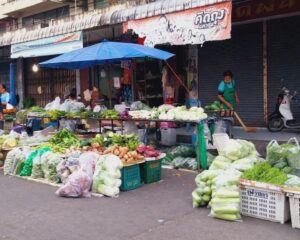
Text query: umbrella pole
108 65 112 108
164 61 189 93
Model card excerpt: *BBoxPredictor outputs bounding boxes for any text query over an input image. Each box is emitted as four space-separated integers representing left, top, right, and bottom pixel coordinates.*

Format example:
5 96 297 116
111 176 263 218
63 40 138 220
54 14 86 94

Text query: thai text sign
124 1 232 46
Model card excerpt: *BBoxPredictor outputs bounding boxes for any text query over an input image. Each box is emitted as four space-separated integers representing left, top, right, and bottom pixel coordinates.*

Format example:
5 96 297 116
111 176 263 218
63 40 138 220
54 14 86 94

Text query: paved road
0 169 299 240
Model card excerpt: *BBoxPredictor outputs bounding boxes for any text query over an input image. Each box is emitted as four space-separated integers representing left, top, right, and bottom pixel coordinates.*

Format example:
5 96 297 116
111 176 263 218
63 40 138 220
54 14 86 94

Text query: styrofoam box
286 192 300 229
240 180 290 224
160 128 176 146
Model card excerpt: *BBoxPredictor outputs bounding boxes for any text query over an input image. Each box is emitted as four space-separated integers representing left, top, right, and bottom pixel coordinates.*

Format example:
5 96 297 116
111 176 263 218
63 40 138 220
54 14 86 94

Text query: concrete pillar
15 58 24 109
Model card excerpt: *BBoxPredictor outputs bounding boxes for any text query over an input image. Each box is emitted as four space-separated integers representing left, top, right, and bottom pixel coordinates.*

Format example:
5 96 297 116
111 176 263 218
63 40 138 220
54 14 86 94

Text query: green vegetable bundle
50 129 80 150
100 109 119 119
109 134 140 151
193 170 219 208
30 106 45 113
242 162 288 186
46 110 66 121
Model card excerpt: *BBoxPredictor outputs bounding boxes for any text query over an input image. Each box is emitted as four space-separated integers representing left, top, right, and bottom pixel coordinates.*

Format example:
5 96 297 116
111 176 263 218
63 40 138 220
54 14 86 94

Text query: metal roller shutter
267 15 300 121
198 22 264 126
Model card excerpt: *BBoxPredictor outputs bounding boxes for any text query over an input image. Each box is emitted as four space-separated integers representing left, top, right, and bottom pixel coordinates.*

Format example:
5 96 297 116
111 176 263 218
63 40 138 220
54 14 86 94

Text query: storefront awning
0 14 102 47
111 0 229 24
0 0 230 47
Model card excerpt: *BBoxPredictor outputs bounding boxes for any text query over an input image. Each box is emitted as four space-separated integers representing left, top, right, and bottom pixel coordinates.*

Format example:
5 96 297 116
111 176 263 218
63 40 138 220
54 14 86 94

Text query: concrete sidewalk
233 127 299 142
0 169 299 240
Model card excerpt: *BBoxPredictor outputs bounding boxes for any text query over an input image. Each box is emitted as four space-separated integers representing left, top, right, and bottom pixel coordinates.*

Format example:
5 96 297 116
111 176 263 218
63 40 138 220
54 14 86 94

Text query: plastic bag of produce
41 152 63 183
56 160 71 183
220 139 250 161
56 169 92 198
19 151 37 176
168 146 196 159
20 148 50 177
209 156 232 170
31 156 44 179
3 148 25 175
266 140 288 165
92 154 122 197
172 157 197 170
236 139 259 156
230 155 259 172
78 152 99 179
285 175 300 188
286 138 300 170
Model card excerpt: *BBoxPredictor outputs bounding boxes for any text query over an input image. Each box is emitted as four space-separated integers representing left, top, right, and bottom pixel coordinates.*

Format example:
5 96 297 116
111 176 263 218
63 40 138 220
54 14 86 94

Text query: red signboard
233 0 300 22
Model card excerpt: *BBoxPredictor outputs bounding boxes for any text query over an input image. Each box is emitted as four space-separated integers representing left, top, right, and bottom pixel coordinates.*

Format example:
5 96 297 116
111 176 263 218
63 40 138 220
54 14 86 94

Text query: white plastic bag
45 97 61 111
78 152 99 179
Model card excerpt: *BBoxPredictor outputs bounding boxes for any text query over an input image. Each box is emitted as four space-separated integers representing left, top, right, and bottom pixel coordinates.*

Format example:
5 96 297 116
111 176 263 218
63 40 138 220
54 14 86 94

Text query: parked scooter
268 84 300 132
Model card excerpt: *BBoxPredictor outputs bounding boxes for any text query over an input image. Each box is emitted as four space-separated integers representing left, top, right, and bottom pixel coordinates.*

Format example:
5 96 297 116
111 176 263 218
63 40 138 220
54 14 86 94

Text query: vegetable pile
100 109 119 119
137 145 160 158
49 129 80 152
192 138 261 221
92 154 123 197
266 139 299 174
204 101 223 112
103 145 144 164
242 162 288 186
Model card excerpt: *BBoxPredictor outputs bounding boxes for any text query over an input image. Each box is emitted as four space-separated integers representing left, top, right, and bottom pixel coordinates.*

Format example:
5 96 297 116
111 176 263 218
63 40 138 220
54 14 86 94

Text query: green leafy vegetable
242 162 288 185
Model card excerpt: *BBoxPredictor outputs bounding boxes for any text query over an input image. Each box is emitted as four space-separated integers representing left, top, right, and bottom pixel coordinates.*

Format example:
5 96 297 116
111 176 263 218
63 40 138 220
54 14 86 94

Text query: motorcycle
268 84 300 132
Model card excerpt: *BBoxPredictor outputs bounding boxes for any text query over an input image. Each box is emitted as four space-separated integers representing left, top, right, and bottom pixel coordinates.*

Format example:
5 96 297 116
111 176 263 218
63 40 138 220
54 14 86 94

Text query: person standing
0 84 10 111
217 70 239 114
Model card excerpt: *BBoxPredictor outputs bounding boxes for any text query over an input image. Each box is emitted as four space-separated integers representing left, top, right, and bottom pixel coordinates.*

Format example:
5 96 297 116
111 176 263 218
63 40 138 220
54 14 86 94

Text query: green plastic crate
141 159 162 184
121 164 143 191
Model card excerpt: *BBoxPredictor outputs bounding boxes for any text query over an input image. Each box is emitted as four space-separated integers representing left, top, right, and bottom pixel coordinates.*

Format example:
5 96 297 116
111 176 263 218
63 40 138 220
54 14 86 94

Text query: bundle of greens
50 129 80 150
242 162 288 186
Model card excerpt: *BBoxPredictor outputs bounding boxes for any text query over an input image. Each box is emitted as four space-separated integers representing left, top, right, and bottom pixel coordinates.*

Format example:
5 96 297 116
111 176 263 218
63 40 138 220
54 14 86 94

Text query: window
94 0 109 9
22 6 69 28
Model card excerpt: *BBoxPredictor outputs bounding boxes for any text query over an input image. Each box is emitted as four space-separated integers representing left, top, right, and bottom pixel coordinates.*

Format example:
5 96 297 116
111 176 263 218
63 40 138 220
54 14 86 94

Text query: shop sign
11 31 83 58
123 2 232 47
233 0 300 22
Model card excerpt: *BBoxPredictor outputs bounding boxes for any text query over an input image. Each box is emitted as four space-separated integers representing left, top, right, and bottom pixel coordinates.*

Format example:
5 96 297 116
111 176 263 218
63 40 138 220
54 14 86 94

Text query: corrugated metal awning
111 0 229 24
0 0 229 47
2 14 102 46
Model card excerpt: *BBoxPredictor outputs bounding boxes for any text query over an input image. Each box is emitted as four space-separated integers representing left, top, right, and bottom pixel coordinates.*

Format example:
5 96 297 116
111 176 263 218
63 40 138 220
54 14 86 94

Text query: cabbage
211 211 241 221
220 139 251 161
97 184 120 197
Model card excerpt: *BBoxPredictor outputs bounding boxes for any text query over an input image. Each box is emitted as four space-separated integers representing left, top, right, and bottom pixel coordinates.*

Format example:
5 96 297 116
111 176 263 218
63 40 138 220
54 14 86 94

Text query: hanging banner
11 31 83 58
123 1 232 47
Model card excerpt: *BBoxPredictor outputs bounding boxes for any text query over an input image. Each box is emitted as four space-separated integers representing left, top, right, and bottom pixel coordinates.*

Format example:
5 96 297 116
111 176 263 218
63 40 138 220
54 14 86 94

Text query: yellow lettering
236 5 251 18
256 1 275 15
279 0 295 9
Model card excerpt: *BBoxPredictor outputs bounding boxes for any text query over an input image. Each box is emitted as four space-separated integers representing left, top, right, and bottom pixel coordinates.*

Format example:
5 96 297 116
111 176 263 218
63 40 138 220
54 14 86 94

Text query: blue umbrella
39 40 175 69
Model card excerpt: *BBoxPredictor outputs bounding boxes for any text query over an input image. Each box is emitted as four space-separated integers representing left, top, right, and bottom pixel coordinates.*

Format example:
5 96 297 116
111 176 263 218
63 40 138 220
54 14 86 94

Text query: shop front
198 0 300 126
11 31 83 107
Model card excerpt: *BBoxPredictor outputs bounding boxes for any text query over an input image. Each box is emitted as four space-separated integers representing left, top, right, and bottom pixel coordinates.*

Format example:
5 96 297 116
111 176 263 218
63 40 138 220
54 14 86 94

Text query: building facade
0 0 299 126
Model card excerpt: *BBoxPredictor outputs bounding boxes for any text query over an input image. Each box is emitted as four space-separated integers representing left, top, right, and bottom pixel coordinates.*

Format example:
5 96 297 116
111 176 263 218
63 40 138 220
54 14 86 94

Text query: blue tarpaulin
39 40 174 69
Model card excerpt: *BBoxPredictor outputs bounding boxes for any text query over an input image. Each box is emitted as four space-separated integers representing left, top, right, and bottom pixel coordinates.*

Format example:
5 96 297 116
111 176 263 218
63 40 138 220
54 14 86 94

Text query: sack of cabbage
192 170 220 208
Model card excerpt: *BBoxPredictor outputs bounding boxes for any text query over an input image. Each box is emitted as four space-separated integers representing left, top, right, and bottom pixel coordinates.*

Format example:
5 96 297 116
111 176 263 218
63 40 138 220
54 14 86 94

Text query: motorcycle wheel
268 117 284 132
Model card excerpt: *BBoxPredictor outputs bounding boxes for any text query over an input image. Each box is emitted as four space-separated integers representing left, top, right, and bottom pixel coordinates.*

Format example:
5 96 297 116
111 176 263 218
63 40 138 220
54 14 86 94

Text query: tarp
39 40 174 69
123 1 232 47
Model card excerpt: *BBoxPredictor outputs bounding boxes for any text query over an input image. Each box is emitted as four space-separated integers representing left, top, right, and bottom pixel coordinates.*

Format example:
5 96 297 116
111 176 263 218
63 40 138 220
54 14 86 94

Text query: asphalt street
0 168 299 240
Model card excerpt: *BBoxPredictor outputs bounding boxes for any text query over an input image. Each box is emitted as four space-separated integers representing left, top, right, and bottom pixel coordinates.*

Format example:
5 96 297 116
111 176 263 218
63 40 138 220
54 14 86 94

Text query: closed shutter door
198 22 264 126
267 15 300 120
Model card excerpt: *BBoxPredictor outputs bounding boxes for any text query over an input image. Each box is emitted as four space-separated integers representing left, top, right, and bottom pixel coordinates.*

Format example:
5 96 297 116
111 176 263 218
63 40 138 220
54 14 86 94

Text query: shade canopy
39 40 174 69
